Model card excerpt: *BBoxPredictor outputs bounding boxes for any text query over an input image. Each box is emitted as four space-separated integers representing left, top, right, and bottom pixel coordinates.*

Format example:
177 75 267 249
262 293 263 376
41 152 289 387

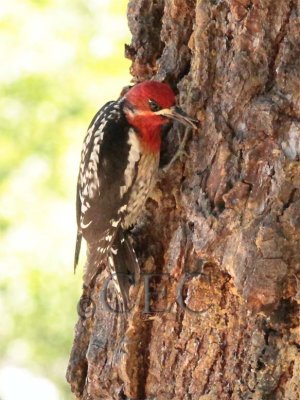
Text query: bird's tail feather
108 229 140 310
83 228 118 287
82 228 139 311
74 231 82 273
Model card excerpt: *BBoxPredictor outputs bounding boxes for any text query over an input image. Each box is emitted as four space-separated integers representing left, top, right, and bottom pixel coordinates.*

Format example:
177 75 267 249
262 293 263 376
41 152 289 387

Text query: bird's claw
162 129 192 173
178 149 190 161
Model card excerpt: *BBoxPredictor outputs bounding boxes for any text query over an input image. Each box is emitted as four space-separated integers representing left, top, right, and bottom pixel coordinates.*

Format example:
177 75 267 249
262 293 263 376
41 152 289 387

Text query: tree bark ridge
67 1 300 399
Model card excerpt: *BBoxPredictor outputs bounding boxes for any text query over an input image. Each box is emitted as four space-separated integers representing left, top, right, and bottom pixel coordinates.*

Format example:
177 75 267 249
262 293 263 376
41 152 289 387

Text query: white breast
122 149 159 229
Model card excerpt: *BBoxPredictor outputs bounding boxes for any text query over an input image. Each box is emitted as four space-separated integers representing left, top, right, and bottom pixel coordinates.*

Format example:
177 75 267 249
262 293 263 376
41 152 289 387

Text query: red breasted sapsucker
75 81 197 309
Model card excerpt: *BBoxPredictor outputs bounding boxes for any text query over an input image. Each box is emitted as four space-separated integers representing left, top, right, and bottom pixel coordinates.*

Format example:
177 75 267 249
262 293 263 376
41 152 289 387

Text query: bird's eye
148 99 162 112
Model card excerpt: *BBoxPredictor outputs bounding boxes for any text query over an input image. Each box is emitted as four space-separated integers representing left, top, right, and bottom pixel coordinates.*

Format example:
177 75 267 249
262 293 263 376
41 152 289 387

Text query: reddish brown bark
67 1 300 399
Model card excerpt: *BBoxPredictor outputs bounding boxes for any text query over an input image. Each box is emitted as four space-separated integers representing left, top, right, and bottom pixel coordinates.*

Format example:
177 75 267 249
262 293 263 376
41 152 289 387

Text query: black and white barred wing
78 100 116 234
75 100 140 291
75 100 116 269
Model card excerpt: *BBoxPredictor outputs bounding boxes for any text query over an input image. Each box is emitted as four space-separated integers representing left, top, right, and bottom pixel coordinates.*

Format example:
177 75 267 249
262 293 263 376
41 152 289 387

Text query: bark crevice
67 1 300 398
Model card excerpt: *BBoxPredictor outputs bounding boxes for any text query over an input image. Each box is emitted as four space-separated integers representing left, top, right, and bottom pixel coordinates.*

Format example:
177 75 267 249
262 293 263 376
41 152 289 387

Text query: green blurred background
0 0 130 398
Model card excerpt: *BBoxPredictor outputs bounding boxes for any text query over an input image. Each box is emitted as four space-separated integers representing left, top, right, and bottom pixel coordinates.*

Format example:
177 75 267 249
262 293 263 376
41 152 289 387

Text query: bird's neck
128 114 163 153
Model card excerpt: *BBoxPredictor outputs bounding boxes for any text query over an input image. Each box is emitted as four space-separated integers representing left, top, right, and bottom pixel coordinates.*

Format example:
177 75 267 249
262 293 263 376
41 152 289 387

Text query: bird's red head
124 81 197 152
125 81 176 112
124 81 176 152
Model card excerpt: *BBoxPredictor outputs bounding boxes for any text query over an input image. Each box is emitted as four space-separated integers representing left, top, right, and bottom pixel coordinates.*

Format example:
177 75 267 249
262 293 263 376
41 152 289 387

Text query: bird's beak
155 106 198 129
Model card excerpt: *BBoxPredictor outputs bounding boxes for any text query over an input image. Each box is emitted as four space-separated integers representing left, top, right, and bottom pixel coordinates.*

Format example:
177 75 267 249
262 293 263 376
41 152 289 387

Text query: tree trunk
67 1 300 399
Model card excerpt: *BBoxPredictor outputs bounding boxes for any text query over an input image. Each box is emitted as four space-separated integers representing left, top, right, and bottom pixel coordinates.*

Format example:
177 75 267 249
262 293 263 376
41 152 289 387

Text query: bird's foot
162 128 192 173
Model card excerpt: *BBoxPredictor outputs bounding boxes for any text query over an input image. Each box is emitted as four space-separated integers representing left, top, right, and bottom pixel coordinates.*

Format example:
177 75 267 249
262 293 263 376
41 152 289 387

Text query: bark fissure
67 0 300 398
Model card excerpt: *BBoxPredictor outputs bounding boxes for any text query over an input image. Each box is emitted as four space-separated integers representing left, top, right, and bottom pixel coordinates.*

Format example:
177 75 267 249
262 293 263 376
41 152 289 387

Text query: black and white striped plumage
75 100 145 305
74 81 197 308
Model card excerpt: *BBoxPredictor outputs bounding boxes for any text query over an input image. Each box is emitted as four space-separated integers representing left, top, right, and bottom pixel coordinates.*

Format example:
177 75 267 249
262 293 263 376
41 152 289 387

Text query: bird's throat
130 115 164 153
140 126 162 153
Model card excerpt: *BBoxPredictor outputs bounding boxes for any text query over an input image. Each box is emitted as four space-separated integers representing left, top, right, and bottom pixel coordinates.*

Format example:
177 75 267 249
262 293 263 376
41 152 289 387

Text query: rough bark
67 1 300 399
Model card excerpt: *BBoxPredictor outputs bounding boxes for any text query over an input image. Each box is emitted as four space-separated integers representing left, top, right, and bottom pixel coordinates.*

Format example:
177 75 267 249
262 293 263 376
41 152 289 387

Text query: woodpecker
75 80 197 309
